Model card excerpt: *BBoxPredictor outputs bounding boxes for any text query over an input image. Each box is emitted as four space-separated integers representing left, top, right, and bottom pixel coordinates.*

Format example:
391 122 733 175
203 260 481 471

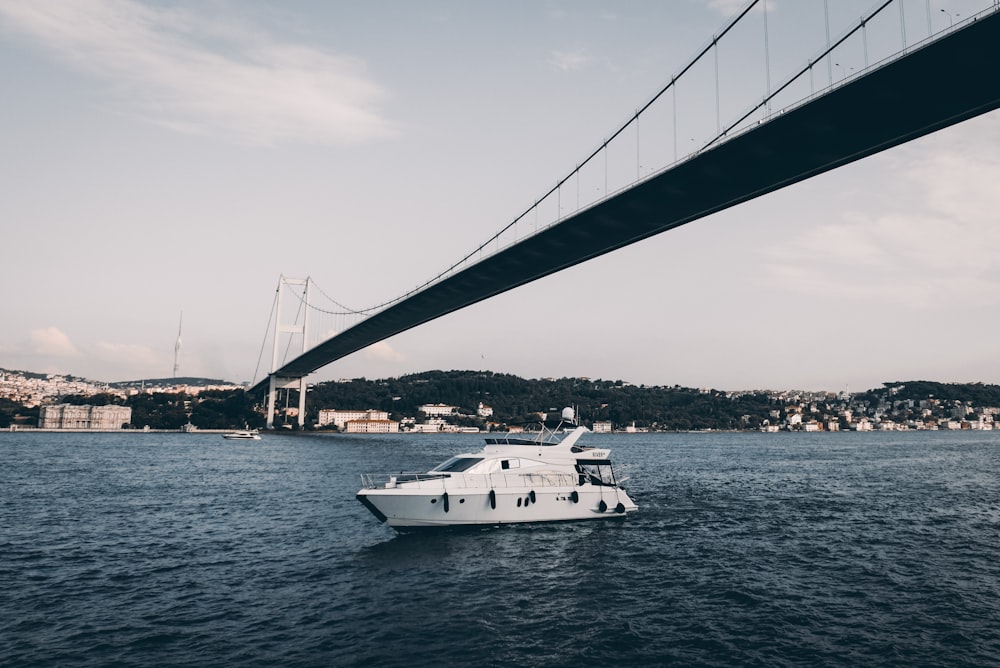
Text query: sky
1 0 998 392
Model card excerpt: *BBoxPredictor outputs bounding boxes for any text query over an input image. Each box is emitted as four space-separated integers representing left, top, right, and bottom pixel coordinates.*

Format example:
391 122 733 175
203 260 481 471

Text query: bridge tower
266 276 311 430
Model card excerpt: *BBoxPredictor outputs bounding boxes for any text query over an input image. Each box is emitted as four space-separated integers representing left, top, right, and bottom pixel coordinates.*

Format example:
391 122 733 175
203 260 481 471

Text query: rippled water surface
2 430 999 667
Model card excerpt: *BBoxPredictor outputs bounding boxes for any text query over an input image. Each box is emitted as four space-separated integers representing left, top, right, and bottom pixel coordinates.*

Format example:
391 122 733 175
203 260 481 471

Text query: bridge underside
254 12 1000 392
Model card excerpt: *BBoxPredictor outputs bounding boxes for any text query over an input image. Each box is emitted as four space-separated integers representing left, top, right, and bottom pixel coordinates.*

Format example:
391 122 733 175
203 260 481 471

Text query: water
2 430 999 667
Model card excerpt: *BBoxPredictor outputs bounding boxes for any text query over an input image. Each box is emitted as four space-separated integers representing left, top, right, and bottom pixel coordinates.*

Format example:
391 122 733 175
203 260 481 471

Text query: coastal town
2 368 998 433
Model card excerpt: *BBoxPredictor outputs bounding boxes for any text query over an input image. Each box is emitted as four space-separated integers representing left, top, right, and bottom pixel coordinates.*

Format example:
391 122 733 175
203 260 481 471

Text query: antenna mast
173 312 183 378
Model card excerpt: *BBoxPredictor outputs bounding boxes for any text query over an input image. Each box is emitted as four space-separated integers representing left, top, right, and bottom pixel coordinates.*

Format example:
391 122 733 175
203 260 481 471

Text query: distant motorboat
223 429 261 440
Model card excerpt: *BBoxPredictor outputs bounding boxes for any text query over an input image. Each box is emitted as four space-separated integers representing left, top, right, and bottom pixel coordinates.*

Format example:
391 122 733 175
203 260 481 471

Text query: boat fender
529 490 536 504
489 489 496 509
598 500 608 513
615 502 626 514
443 492 449 513
570 491 579 503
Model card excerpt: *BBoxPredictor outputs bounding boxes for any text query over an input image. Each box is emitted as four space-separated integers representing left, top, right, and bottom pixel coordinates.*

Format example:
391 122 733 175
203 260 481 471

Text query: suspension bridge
251 0 1000 428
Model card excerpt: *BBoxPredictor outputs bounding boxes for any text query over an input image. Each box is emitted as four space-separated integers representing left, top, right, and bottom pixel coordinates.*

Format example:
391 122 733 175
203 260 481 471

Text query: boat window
431 457 483 473
501 459 520 470
576 462 616 486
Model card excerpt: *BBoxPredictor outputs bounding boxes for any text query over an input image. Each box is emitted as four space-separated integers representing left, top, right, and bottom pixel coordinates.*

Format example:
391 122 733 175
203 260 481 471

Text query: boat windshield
576 461 616 486
431 457 483 473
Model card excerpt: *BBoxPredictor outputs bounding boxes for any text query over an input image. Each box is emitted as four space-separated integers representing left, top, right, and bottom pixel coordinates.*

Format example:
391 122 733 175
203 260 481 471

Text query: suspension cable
282 0 764 321
278 0 917 327
251 286 280 387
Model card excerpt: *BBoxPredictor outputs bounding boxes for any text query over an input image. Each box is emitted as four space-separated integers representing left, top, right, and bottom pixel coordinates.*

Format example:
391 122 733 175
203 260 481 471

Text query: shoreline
5 426 233 434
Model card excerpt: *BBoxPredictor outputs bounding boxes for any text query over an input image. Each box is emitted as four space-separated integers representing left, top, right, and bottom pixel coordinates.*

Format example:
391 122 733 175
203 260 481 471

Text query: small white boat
356 417 637 529
223 429 261 440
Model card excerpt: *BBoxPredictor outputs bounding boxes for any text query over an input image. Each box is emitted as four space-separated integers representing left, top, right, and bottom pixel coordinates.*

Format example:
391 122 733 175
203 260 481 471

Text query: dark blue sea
2 430 999 667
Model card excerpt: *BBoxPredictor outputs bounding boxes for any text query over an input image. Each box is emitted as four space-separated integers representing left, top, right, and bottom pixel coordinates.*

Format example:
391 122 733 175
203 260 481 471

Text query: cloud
548 49 591 72
762 122 1000 309
362 341 405 363
29 327 80 357
93 341 162 371
0 0 396 146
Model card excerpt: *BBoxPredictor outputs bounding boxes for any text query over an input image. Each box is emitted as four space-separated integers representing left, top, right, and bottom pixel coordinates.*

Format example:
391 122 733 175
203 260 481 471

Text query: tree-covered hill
5 367 999 431
306 370 778 431
872 380 1000 406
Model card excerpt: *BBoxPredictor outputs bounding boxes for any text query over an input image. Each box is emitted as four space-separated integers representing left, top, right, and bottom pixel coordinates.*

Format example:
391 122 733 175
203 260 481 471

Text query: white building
344 419 399 433
592 421 613 433
419 403 458 417
477 402 493 418
411 423 443 433
39 404 132 430
318 409 389 429
851 418 874 431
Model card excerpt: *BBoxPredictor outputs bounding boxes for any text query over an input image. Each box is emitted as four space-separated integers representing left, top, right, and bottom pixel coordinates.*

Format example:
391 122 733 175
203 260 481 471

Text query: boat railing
359 473 449 489
359 471 579 490
615 463 634 486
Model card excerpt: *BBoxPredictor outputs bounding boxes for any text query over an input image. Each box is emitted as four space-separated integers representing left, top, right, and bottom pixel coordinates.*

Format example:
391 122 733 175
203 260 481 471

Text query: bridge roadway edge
253 11 1000 393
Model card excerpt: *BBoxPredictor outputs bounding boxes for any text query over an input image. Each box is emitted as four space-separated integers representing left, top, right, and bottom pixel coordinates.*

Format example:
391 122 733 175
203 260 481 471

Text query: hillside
308 370 778 431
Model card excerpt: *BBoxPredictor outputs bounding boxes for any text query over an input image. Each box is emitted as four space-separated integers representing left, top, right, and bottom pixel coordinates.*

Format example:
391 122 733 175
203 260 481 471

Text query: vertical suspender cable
762 0 771 115
576 168 580 211
636 110 641 180
862 18 869 67
824 0 832 85
303 277 311 353
899 1 907 49
672 78 677 162
713 37 720 135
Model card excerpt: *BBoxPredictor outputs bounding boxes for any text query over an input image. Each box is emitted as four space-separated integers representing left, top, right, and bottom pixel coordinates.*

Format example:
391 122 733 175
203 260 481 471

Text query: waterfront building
344 419 399 433
851 418 873 431
318 409 389 429
411 418 447 433
39 404 132 430
592 421 613 433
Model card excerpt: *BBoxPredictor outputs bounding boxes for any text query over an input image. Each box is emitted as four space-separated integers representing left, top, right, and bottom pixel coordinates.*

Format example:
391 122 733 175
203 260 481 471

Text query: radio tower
173 312 183 378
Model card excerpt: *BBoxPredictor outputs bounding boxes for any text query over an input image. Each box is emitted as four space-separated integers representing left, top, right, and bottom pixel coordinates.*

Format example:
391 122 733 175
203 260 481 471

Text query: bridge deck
256 11 1000 391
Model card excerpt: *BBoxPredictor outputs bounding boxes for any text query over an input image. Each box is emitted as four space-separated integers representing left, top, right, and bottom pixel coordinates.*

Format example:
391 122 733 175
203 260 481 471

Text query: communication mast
173 312 183 378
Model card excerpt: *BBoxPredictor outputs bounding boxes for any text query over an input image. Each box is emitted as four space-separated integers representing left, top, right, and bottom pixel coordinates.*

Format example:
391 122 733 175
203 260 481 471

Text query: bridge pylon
265 276 311 430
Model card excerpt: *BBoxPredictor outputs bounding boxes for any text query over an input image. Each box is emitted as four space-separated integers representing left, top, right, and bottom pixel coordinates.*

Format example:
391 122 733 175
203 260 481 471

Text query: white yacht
356 416 638 529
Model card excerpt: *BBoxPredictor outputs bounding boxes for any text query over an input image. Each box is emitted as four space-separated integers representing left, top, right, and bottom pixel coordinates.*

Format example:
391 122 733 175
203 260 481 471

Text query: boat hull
356 485 637 528
223 430 260 440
